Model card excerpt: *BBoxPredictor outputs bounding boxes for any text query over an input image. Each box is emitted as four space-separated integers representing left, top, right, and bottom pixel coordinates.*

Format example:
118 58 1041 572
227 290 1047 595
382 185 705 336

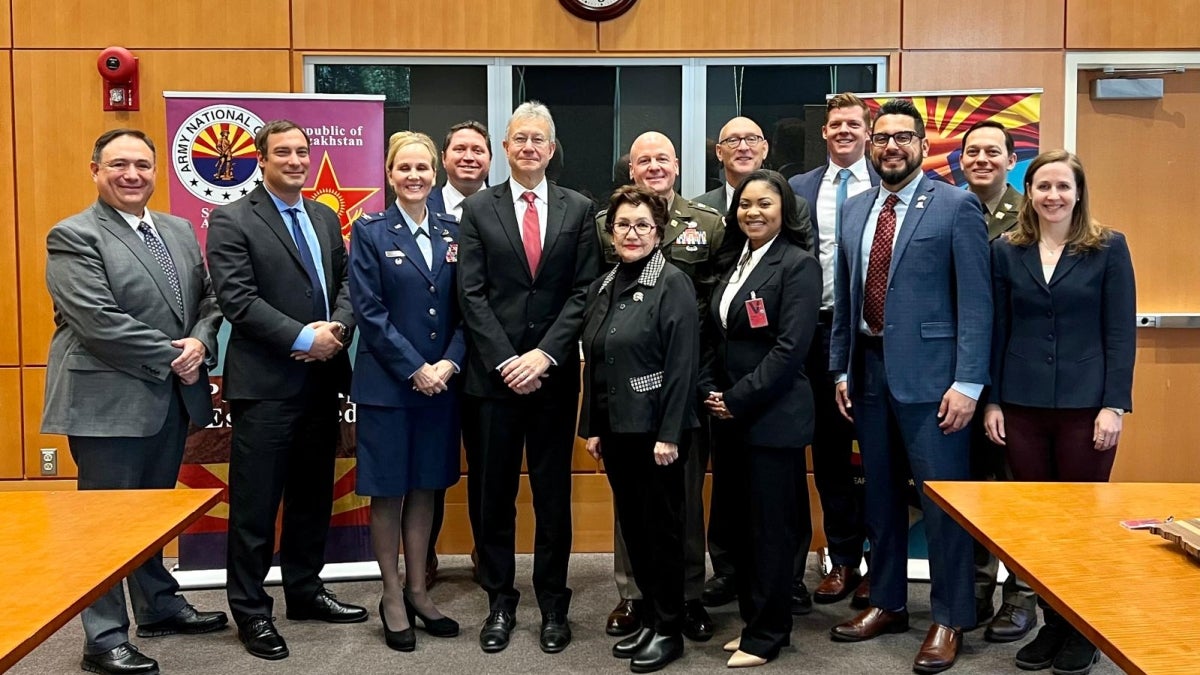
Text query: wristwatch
1105 407 1127 417
330 320 348 341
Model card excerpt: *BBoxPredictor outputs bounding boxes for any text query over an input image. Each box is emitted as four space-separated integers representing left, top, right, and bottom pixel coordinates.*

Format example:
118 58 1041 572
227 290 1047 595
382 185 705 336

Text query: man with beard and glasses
828 98 991 674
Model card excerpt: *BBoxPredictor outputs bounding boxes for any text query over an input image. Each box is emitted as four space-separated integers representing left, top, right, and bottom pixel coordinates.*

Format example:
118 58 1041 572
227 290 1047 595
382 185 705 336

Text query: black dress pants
602 432 687 635
463 391 575 616
226 374 340 625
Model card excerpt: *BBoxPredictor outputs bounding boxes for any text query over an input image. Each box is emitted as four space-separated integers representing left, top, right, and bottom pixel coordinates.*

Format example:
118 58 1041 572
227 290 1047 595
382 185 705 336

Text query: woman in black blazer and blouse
580 185 700 673
984 150 1135 675
701 169 821 668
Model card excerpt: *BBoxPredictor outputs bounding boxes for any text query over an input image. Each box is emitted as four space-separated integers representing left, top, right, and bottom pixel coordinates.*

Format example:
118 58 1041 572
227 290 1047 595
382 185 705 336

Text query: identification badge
745 292 768 328
445 242 458 263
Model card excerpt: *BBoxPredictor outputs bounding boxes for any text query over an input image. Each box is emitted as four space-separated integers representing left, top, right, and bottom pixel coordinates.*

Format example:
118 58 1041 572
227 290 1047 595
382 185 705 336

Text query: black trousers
803 314 866 573
225 374 340 625
707 429 737 579
463 392 575 616
720 436 805 658
603 432 687 635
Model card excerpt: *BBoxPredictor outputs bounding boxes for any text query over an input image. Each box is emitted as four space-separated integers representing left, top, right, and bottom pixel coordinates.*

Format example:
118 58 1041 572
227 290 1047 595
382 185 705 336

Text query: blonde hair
385 131 438 174
1010 149 1109 252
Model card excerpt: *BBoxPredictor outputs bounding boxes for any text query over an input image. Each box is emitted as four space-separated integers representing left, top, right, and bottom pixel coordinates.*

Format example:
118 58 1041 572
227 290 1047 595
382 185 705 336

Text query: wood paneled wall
2 0 1197 550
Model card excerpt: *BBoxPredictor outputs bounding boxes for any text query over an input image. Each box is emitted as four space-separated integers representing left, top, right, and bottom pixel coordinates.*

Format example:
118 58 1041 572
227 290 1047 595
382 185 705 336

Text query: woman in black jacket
984 150 1135 675
580 185 700 673
701 169 821 668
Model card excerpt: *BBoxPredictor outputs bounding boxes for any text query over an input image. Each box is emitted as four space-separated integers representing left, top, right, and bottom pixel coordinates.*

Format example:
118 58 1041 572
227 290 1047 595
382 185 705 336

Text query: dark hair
254 119 310 156
1011 149 1109 252
961 120 1014 155
715 169 807 272
442 120 491 155
825 92 871 126
874 99 925 136
92 128 155 163
603 185 668 240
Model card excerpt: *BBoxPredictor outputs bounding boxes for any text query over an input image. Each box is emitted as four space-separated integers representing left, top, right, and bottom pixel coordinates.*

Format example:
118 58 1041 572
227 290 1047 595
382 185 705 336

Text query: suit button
531 289 538 295
610 327 617 334
430 332 438 340
429 285 436 293
305 290 312 297
609 387 617 394
1046 310 1053 318
1046 356 1054 364
429 308 437 316
1046 333 1054 341
528 322 535 328
619 303 626 310
606 357 614 365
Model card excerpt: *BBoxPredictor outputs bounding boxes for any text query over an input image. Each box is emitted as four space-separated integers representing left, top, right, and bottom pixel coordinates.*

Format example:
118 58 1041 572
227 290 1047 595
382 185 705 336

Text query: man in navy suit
428 121 492 222
788 93 879 612
828 99 991 674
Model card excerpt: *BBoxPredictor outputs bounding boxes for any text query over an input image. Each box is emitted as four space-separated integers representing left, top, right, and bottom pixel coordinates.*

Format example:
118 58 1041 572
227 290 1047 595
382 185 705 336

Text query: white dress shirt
719 235 778 329
817 156 871 308
441 182 469 221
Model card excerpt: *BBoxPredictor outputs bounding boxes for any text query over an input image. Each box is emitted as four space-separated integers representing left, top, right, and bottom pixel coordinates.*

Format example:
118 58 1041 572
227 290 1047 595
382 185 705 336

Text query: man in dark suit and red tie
788 93 880 613
828 99 991 673
207 119 367 661
457 101 601 655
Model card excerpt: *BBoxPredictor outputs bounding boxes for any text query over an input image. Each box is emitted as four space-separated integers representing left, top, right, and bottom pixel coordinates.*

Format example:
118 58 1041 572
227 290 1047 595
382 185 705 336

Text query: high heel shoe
379 600 415 652
403 590 460 637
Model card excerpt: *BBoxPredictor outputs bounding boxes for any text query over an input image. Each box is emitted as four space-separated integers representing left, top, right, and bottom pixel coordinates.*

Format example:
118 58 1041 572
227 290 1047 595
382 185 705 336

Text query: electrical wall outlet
40 448 57 476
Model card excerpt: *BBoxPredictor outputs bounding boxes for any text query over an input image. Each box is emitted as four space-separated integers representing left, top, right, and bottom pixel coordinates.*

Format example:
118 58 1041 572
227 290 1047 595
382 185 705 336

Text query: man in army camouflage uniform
596 131 724 643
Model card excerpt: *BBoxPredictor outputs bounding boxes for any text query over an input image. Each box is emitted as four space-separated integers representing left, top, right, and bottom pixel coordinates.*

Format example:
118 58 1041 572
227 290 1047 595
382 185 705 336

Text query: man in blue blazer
788 93 879 611
828 99 991 674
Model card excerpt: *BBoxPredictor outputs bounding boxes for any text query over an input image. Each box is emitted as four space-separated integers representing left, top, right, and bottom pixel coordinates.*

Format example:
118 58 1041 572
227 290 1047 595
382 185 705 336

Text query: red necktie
521 191 542 277
863 193 900 334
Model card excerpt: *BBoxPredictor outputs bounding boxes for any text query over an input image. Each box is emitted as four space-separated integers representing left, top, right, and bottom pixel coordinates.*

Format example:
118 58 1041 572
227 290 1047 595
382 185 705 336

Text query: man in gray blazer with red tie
828 99 991 674
43 129 227 675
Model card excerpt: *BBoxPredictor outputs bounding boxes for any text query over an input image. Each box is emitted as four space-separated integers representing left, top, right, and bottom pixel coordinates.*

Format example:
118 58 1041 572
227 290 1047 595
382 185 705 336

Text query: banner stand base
172 562 381 591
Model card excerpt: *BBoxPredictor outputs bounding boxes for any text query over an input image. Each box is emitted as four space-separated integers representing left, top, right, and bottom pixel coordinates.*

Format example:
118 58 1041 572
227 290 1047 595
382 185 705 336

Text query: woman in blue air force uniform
350 131 463 651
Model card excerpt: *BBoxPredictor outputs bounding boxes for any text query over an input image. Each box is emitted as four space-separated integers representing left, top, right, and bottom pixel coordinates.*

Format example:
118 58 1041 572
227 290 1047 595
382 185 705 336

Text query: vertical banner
164 92 385 572
860 89 1042 190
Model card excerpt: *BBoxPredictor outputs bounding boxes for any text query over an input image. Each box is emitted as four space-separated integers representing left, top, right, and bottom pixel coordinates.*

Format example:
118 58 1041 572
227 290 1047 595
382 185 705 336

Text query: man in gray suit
43 128 227 675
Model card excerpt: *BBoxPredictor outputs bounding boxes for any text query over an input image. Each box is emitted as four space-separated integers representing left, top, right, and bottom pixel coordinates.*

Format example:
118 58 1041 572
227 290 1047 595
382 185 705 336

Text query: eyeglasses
717 134 765 149
612 221 655 236
100 160 154 173
869 131 922 147
509 135 549 148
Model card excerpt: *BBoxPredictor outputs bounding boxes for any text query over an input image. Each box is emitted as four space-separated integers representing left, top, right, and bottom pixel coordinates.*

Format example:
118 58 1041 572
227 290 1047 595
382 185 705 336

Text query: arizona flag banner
860 89 1042 191
164 92 385 572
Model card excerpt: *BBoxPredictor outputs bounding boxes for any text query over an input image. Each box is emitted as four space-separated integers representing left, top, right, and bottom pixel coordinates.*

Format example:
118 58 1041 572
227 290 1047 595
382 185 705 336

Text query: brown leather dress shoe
606 598 641 637
851 573 871 609
814 565 863 604
913 623 962 674
830 607 910 642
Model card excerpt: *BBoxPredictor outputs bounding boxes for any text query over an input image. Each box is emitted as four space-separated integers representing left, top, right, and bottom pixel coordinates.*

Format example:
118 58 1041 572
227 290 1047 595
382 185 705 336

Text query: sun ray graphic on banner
302 153 379 241
862 91 1041 187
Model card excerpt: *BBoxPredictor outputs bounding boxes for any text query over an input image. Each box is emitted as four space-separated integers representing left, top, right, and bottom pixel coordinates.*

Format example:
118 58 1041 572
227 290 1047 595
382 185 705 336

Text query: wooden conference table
0 489 222 672
925 481 1200 675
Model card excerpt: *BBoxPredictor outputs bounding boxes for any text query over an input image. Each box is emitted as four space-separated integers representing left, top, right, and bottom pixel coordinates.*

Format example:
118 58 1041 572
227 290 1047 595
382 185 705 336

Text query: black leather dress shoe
479 610 515 653
137 604 229 637
286 588 368 623
681 600 714 641
238 616 289 661
540 613 572 653
613 626 655 658
81 643 159 675
607 598 641 636
791 581 813 616
985 603 1038 643
630 633 684 673
701 575 736 607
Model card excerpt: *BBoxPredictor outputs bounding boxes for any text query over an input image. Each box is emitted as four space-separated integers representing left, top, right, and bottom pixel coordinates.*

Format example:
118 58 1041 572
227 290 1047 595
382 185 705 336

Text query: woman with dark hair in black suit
701 169 822 668
984 150 1135 675
580 185 700 673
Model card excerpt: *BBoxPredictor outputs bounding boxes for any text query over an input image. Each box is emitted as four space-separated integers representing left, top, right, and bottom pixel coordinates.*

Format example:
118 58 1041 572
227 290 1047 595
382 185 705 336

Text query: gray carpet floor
11 554 1124 674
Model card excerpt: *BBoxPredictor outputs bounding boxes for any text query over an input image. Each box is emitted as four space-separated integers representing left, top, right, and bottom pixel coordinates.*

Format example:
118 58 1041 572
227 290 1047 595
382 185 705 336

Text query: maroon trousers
1002 405 1117 482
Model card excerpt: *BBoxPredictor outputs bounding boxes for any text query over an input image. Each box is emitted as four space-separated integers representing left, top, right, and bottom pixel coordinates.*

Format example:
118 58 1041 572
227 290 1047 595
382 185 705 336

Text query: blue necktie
834 168 852 244
414 226 433 269
137 222 183 315
285 208 327 321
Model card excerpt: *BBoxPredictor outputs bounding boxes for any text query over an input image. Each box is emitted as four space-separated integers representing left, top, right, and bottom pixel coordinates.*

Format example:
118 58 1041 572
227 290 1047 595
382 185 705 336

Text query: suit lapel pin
1003 202 1013 211
441 228 453 241
915 194 927 209
633 291 644 302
